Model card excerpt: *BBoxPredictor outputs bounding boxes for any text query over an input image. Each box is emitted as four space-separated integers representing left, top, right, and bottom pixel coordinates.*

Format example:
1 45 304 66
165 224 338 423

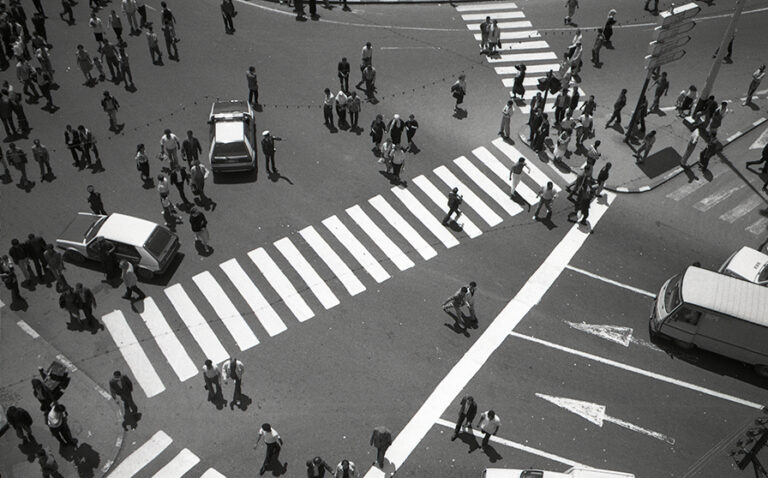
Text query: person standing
255 423 284 475
405 114 419 150
87 185 107 215
338 57 350 93
89 12 105 44
222 357 244 407
512 64 526 99
0 92 17 138
487 19 500 55
533 181 556 220
603 9 616 46
634 130 656 164
323 88 334 126
553 128 571 163
115 48 132 87
605 88 626 128
170 165 191 206
9 238 34 285
123 0 139 35
146 25 162 64
190 160 213 205
499 100 513 139
707 101 728 138
107 9 124 43
75 282 98 330
181 130 202 166
9 94 30 136
362 64 376 100
698 135 718 172
370 114 385 152
479 16 491 54
451 74 466 112
744 65 766 105
25 233 48 282
591 28 605 66
554 89 569 125
246 66 258 106
532 113 550 153
355 42 373 89
387 114 405 146
7 406 36 444
98 239 119 281
109 370 138 417
261 130 282 175
31 139 52 181
1 256 25 307
120 259 145 300
190 206 212 253
44 244 67 290
335 89 348 127
7 143 31 188
101 90 120 131
370 426 392 469
528 108 543 144
451 395 477 440
348 92 361 130
572 184 595 225
307 456 334 478
35 67 55 109
47 404 76 447
16 59 40 100
334 459 359 478
100 40 122 82
680 128 700 169
567 86 580 118
651 72 669 111
509 157 530 199
79 125 103 170
135 143 151 183
746 142 768 174
160 128 181 166
442 187 463 225
564 0 578 25
64 124 82 168
221 0 235 33
390 146 405 184
594 162 611 198
202 359 222 402
477 410 500 447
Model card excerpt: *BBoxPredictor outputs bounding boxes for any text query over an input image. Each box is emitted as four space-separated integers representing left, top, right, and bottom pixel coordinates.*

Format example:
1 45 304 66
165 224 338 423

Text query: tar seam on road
509 331 764 410
564 265 657 298
362 192 615 478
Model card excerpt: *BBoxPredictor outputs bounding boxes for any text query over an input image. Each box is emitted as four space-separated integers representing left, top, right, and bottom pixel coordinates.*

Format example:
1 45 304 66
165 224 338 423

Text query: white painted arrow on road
750 125 768 150
536 393 676 445
565 321 660 351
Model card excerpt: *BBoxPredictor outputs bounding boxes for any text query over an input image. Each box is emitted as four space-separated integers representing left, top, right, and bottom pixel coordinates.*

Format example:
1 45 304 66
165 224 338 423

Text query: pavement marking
746 217 768 235
693 184 745 212
725 131 743 143
193 271 260 351
380 46 440 50
565 321 661 351
509 331 764 410
152 448 200 478
461 11 525 21
503 76 551 87
140 297 198 382
434 165 503 227
390 188 460 250
249 247 315 322
300 225 366 296
750 124 768 150
472 147 540 203
55 354 78 373
473 31 542 41
274 237 341 309
719 196 763 223
564 265 656 298
369 195 438 260
362 193 614 478
486 50 559 63
347 204 418 269
434 418 586 468
454 156 523 216
164 285 229 365
665 169 727 201
220 259 288 337
455 2 518 12
17 319 40 338
466 20 533 30
412 175 483 238
495 39 551 51
201 469 227 478
108 430 172 477
495 63 560 75
323 215 391 283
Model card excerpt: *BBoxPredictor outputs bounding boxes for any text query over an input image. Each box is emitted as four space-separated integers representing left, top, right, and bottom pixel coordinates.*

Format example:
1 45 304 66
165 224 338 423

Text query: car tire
63 249 86 264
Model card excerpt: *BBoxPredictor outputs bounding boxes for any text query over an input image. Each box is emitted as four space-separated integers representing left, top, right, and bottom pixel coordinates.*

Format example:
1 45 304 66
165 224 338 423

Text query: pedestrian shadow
63 442 101 478
125 84 138 94
606 123 625 135
195 242 214 257
457 431 481 453
681 166 698 182
10 297 29 311
349 125 363 136
18 438 42 462
111 124 125 134
745 102 760 111
325 122 338 134
268 460 288 476
1 172 12 183
43 104 60 114
510 192 530 211
236 393 253 411
444 220 464 233
407 143 420 154
482 443 503 463
129 299 145 314
636 147 681 178
534 215 557 230
122 411 142 430
16 180 35 193
453 108 468 120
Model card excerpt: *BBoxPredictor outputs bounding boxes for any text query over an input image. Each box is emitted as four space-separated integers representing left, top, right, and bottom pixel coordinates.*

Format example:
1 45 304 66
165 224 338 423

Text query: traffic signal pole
624 72 652 142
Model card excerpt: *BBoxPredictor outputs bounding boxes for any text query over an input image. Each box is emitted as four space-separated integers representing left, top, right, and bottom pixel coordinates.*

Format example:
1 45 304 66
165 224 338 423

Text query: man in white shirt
355 42 373 89
202 359 222 402
160 128 180 167
477 409 500 447
323 88 335 127
255 423 283 475
222 357 244 409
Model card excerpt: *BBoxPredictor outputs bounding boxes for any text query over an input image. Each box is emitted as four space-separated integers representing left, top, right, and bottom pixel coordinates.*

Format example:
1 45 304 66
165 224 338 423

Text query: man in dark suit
261 130 282 175
338 57 350 93
109 371 138 417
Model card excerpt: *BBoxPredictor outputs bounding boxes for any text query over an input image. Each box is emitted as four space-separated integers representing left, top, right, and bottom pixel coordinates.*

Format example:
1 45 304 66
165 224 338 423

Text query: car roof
724 246 768 280
98 213 158 247
682 266 768 325
210 100 251 117
214 121 245 144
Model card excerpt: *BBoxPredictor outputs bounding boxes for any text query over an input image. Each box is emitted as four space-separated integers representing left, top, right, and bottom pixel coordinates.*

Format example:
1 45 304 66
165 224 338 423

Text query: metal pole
541 70 553 106
624 70 652 142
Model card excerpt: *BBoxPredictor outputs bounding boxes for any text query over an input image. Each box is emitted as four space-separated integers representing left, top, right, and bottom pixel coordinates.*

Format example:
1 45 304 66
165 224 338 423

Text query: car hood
57 213 103 245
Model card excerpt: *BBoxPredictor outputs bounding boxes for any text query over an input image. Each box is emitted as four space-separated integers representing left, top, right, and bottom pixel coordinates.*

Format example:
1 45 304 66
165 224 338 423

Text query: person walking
744 65 766 105
567 86 580 118
222 357 245 407
221 0 235 33
75 282 98 330
190 160 213 206
348 92 361 130
181 130 202 166
261 130 282 175
87 185 107 214
64 124 82 168
117 48 134 88
190 206 212 253
605 88 627 128
370 426 392 469
528 108 543 144
479 16 491 54
564 0 578 25
307 456 334 478
442 187 463 225
405 114 418 150
566 164 592 201
499 99 513 139
651 71 669 111
508 157 530 200
47 404 76 447
387 114 405 146
109 370 138 417
146 25 162 64
101 90 120 131
16 59 40 100
246 66 258 106
89 12 105 44
594 162 611 197
554 89 569 125
603 9 616 46
572 183 595 225
451 74 466 112
680 128 700 169
323 88 334 126
170 165 191 206
355 42 373 89
477 410 500 447
370 114 385 152
0 92 17 138
487 19 500 55
160 128 181 167
202 359 222 402
532 113 550 153
1 256 25 307
698 135 718 172
390 146 405 184
334 459 359 478
79 125 103 170
123 0 139 35
37 447 60 478
7 405 36 444
707 101 728 138
591 28 605 66
256 423 284 475
533 181 557 220
44 244 67 290
25 233 48 283
107 10 124 43
553 128 572 163
451 395 478 440
9 238 34 285
31 139 52 181
9 94 30 136
442 286 468 327
135 143 150 183
511 64 526 100
35 67 55 109
634 130 657 164
120 259 145 300
362 64 376 100
7 143 31 188
746 142 768 174
338 57 350 93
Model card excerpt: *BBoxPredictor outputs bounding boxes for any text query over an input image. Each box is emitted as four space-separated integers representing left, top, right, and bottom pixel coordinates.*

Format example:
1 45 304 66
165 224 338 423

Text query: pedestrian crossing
664 163 768 235
102 140 566 398
456 1 588 114
107 430 225 478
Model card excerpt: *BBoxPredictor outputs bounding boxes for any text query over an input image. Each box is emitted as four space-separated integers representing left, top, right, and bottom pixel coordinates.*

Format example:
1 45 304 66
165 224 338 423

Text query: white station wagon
719 246 768 286
56 212 180 278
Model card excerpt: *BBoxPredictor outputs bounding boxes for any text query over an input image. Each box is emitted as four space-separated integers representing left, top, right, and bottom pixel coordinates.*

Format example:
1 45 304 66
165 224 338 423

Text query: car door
113 241 142 265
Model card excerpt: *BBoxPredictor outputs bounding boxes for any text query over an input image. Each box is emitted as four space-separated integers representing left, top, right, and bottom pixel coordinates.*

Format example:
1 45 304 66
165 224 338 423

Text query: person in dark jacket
9 237 34 284
7 405 36 444
181 130 202 166
25 233 48 281
221 0 235 33
87 185 107 215
338 57 350 93
190 207 211 253
170 165 191 206
75 283 99 330
31 378 54 412
109 370 138 416
451 395 478 440
387 114 405 146
261 130 282 175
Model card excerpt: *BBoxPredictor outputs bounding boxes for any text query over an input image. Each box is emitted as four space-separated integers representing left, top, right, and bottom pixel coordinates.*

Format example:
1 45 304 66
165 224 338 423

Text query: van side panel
694 313 768 364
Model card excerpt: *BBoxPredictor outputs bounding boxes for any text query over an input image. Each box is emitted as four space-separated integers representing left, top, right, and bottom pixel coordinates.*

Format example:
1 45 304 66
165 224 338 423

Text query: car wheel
63 249 86 264
755 365 768 378
135 266 154 281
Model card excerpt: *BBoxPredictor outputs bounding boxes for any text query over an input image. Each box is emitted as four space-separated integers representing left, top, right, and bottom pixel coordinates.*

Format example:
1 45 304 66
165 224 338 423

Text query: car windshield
212 141 249 158
144 226 172 260
85 216 108 242
663 274 682 312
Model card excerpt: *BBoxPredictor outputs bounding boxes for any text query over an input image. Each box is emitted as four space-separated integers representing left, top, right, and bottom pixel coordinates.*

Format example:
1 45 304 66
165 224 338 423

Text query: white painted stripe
362 193 616 478
369 195 438 260
455 2 517 12
754 117 767 126
219 259 288 337
638 185 651 192
300 226 366 296
486 51 559 63
274 237 340 309
193 272 259 351
164 285 229 365
461 11 524 21
141 296 201 382
725 131 743 143
346 205 416 270
466 20 532 30
747 217 768 235
693 184 745 212
454 156 523 216
55 354 78 373
565 265 656 298
474 31 542 41
434 166 503 227
495 63 560 74
322 215 390 283
509 331 763 409
17 320 39 338
152 449 200 478
108 431 173 478
390 187 460 249
720 196 762 223
492 139 556 196
435 419 585 467
103 310 166 398
412 175 483 238
502 76 546 87
473 146 561 194
666 169 726 201
248 248 314 322
200 470 226 478
497 39 550 50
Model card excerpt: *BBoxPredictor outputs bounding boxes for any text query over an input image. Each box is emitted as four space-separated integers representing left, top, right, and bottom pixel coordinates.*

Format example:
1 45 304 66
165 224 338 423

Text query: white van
483 467 634 478
650 266 768 376
719 246 768 286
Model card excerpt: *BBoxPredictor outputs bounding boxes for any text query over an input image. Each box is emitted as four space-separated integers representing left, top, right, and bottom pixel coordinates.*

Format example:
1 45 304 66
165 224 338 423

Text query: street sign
645 49 686 70
655 20 696 41
659 2 701 26
648 35 691 56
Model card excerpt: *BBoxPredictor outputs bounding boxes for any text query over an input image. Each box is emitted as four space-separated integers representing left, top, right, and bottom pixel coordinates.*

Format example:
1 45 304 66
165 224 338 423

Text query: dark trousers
606 107 622 125
81 303 97 328
231 377 242 402
453 413 470 437
264 152 275 172
204 376 222 401
138 5 147 26
50 424 74 445
118 392 138 414
365 80 374 99
375 446 388 466
323 105 333 125
308 0 317 15
294 0 304 14
339 75 348 92
30 255 47 279
68 146 81 166
481 432 492 447
554 106 566 124
222 13 234 32
23 79 39 97
105 56 120 79
149 44 162 63
61 2 74 22
121 65 133 85
249 88 258 105
263 442 281 470
1 116 16 136
336 105 346 124
124 285 145 299
443 205 460 224
176 184 190 204
349 111 359 128
39 85 53 105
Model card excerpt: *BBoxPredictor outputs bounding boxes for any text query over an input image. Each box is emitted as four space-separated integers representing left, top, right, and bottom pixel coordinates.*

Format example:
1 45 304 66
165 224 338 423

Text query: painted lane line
725 131 743 143
466 20 532 31
510 332 763 410
434 166 503 227
220 259 288 337
141 296 199 382
390 188 460 250
300 225 366 296
517 101 584 114
565 321 661 351
720 196 763 223
108 430 172 478
369 195 437 260
103 310 166 398
152 448 200 478
412 175 483 238
434 418 585 468
249 247 314 322
323 215 391 283
164 285 229 365
55 354 78 373
193 271 260 351
472 147 540 203
495 39 549 50
564 265 656 298
17 319 40 338
274 237 340 309
495 63 560 75
746 217 768 235
486 51 559 63
362 193 615 478
200 469 227 478
380 46 440 50
454 155 523 216
347 204 416 270
749 124 768 150
693 184 745 212
473 31 542 41
665 169 727 201
455 2 518 12
461 11 525 21
503 76 552 87
492 138 562 194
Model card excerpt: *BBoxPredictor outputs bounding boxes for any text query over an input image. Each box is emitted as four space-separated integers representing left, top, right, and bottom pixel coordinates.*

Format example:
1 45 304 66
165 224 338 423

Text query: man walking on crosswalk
222 356 244 409
202 359 222 403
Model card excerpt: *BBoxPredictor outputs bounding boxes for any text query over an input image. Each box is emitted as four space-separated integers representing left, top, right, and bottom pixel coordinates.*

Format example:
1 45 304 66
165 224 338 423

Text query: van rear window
664 274 682 312
145 227 172 259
